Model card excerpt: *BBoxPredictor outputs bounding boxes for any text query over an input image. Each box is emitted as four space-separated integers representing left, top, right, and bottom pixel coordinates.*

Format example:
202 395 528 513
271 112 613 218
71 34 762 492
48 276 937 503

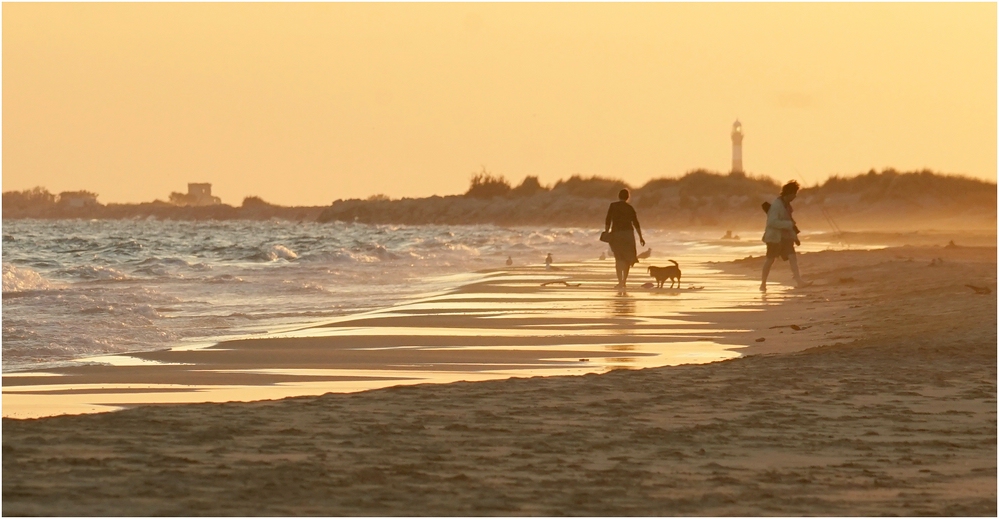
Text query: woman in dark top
605 188 645 288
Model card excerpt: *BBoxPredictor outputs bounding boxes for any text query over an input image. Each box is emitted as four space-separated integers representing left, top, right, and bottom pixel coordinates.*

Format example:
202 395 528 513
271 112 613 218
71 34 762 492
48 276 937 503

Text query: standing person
761 180 808 291
545 253 553 270
605 188 645 288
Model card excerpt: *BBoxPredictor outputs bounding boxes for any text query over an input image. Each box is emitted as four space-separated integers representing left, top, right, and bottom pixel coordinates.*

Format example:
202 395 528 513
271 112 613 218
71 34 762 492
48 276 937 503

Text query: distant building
186 183 221 206
58 191 100 208
731 120 744 173
169 183 222 206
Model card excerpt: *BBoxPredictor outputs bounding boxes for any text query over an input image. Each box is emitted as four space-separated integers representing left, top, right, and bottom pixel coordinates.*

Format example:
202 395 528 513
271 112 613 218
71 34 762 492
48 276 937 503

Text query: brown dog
648 260 681 288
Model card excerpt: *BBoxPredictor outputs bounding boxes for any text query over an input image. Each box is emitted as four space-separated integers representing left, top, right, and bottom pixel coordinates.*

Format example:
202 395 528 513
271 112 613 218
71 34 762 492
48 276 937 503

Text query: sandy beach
3 242 996 515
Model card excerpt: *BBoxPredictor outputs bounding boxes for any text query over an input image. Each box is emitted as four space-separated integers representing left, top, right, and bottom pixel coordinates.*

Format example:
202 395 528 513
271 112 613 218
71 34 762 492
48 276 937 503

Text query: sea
2 219 772 374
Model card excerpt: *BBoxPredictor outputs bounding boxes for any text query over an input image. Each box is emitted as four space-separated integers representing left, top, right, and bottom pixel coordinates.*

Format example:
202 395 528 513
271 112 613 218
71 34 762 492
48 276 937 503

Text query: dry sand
3 243 996 515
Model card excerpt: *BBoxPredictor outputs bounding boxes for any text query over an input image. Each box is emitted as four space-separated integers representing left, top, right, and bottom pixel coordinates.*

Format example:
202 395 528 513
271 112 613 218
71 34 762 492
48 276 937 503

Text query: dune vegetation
318 169 996 232
5 169 995 232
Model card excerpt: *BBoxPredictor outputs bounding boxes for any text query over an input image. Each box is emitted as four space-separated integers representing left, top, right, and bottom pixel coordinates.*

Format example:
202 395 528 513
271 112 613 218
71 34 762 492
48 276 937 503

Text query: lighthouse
731 120 744 173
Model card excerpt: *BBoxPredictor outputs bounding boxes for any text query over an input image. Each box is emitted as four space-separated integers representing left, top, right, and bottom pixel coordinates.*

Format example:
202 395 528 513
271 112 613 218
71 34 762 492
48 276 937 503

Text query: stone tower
731 120 744 173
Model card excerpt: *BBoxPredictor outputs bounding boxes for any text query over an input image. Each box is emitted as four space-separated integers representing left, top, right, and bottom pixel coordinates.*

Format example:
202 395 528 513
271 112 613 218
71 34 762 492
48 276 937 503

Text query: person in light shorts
761 180 809 291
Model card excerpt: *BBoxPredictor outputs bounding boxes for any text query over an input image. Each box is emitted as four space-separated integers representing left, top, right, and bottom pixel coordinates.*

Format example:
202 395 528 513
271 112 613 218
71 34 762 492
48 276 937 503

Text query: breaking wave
2 264 52 293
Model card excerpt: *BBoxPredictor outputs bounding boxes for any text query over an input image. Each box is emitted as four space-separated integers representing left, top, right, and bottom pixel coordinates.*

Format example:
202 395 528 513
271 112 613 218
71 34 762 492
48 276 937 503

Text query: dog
637 248 652 260
648 260 681 288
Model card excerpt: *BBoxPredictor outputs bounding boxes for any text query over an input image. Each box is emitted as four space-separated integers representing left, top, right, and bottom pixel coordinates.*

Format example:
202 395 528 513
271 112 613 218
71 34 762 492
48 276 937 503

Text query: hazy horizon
4 3 996 206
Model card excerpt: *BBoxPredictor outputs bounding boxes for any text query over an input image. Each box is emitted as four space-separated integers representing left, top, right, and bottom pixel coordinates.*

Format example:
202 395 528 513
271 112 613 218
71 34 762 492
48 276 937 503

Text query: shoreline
4 252 798 419
3 243 995 515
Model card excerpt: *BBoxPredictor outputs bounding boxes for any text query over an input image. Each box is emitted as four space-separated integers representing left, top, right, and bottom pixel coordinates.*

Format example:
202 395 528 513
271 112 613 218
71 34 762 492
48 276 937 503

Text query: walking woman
605 188 645 288
761 180 809 291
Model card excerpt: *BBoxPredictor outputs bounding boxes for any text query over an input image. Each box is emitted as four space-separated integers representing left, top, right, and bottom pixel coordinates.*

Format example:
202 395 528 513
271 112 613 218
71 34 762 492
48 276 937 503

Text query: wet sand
2 256 785 418
3 243 996 515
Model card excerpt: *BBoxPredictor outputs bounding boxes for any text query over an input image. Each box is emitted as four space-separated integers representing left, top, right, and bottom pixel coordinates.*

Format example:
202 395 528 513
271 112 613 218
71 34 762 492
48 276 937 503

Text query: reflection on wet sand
4 252 792 418
610 292 636 317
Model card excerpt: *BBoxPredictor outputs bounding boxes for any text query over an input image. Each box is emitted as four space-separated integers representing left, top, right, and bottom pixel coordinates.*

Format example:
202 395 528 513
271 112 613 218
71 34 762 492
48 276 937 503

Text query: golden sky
3 3 996 206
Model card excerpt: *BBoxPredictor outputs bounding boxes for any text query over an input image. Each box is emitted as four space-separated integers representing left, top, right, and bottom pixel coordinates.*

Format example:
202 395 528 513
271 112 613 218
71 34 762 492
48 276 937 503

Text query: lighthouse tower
731 120 744 173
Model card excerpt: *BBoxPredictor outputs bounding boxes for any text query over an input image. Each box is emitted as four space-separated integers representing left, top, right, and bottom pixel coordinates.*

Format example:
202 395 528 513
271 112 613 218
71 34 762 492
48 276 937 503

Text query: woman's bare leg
622 264 631 286
761 255 776 291
789 253 805 286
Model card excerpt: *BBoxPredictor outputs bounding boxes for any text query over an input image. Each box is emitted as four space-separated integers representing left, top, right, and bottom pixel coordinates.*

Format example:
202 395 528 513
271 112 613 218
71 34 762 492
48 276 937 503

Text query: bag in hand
599 231 612 243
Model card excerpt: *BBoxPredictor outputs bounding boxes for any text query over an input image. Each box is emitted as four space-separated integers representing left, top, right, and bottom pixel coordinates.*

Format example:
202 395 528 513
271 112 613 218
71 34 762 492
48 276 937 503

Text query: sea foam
2 264 52 292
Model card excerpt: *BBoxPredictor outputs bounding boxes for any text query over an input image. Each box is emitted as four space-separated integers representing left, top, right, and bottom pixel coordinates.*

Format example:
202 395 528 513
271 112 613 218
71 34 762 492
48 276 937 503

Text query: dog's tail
668 259 678 267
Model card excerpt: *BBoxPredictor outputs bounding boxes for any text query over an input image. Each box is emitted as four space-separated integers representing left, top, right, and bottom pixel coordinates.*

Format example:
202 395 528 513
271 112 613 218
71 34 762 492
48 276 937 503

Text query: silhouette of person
599 252 606 261
545 253 553 270
605 188 645 289
506 256 513 266
761 180 808 291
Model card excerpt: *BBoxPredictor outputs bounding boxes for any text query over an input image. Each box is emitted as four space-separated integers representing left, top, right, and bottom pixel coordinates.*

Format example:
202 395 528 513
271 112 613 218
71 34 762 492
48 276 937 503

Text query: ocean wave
131 257 214 278
78 301 160 320
415 237 451 250
101 239 144 254
271 245 299 260
52 236 102 253
245 244 300 262
2 325 39 340
132 266 170 277
299 250 364 263
526 231 557 245
3 220 632 373
367 244 400 261
62 265 131 281
137 257 190 267
2 264 52 292
206 274 246 284
278 280 330 294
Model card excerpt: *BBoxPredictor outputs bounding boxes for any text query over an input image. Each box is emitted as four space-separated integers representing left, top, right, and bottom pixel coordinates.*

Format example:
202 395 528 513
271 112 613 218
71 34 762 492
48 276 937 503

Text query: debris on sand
769 324 811 331
965 284 992 295
755 337 766 342
540 280 580 287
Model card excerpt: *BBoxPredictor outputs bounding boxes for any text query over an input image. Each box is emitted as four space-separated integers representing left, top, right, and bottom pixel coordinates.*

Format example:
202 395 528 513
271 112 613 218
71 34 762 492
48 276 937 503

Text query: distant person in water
605 188 645 288
506 256 513 266
761 180 808 291
545 253 553 270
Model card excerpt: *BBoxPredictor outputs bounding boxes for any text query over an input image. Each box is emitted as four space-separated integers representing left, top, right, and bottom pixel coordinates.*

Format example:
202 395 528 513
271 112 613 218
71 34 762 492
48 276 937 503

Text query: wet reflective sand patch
3 255 798 418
